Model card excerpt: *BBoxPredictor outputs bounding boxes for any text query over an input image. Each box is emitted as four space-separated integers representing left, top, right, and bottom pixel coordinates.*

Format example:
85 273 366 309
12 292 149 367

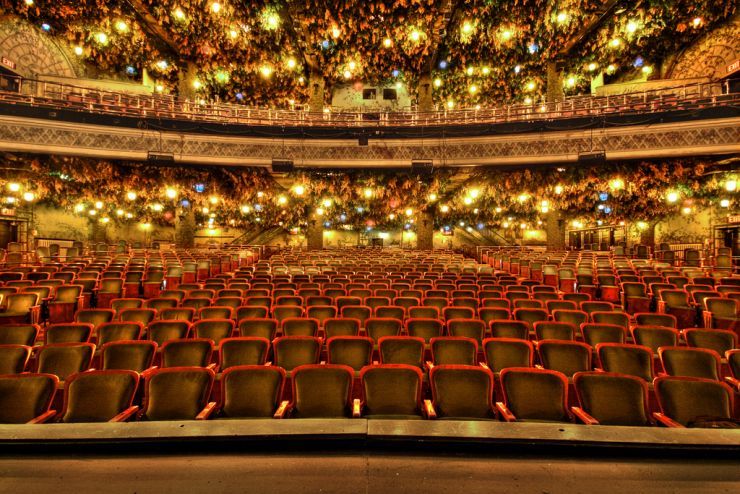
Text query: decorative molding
669 16 740 80
0 18 81 79
0 114 737 168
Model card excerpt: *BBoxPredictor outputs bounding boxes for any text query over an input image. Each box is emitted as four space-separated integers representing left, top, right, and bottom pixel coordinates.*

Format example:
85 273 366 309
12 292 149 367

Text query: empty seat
97 322 144 345
653 376 735 427
161 339 214 368
580 323 626 346
284 364 354 418
358 364 424 419
272 336 322 373
218 365 286 418
60 370 139 423
0 344 31 374
147 320 191 346
140 367 216 421
682 329 736 356
482 338 534 374
378 336 425 368
658 346 721 380
572 371 651 426
0 324 38 346
326 336 373 372
406 318 443 342
497 368 571 423
192 319 234 345
533 322 575 341
0 373 58 424
100 340 157 372
490 320 529 340
596 343 654 381
632 326 679 353
537 340 592 378
37 342 95 381
427 365 496 420
429 337 478 366
45 323 93 344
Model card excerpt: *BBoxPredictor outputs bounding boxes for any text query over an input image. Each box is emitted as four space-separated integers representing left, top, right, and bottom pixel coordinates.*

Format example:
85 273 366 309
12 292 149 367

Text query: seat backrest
430 337 478 366
654 376 734 426
360 364 423 418
573 371 650 426
365 318 402 341
161 339 213 368
291 364 354 418
537 340 592 377
378 336 425 368
405 318 443 342
273 336 321 370
221 365 285 418
219 337 270 370
430 365 495 419
580 323 625 346
0 344 32 374
634 312 677 328
61 370 139 423
551 310 587 327
147 320 191 345
659 346 721 380
489 320 528 339
37 342 95 381
142 367 215 420
101 340 157 372
704 297 738 318
237 317 277 340
281 317 320 337
45 323 93 345
500 368 570 422
0 373 58 423
533 322 575 341
193 319 234 344
683 329 737 356
326 336 373 370
324 318 361 338
6 293 39 312
0 324 39 346
632 326 679 353
75 309 115 328
596 343 654 381
482 338 534 373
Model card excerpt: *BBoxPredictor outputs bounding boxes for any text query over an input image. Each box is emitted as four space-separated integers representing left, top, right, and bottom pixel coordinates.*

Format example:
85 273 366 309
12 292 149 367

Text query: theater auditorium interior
0 0 738 492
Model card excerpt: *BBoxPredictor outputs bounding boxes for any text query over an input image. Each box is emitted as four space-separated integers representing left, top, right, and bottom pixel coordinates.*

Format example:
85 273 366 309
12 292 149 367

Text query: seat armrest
425 360 434 371
535 364 544 370
653 412 684 428
27 409 56 424
479 362 490 370
571 406 599 425
422 399 437 419
110 405 139 422
274 400 291 419
196 401 217 420
206 363 218 372
264 361 272 366
352 399 361 418
724 376 740 391
496 402 517 422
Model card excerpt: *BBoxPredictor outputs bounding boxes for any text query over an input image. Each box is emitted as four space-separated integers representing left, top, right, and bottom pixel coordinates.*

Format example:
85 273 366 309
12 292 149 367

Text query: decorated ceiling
1 0 735 108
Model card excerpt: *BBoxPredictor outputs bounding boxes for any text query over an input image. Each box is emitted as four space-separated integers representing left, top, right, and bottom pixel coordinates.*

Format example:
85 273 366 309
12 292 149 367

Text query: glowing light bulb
322 199 332 208
126 191 137 200
526 81 536 91
22 192 35 202
610 38 622 48
293 185 305 196
626 20 638 34
7 183 20 192
210 2 221 13
278 195 287 205
165 188 177 199
410 30 421 42
383 38 392 48
440 205 450 213
588 63 598 72
95 32 108 45
363 188 373 199
259 65 273 78
94 201 103 209
115 20 128 32
666 191 679 203
74 46 84 56
286 58 296 69
209 196 219 205
556 12 568 24
469 84 478 94
725 180 737 192
720 199 730 208
433 78 442 87
174 8 186 20
554 185 564 195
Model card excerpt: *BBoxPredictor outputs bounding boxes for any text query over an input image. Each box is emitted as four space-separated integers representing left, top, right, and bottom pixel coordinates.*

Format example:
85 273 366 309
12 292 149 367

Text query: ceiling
3 0 736 108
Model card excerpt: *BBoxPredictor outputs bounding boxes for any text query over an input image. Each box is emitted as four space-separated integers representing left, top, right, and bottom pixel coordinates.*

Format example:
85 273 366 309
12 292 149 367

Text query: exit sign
728 214 740 224
728 59 740 76
1 57 15 70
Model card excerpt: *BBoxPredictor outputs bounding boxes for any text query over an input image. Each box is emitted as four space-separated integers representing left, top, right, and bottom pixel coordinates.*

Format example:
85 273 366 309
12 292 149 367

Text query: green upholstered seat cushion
657 378 732 426
431 368 494 419
362 367 421 417
0 375 55 423
63 372 137 422
503 371 569 422
144 370 212 420
293 368 352 418
576 374 649 426
102 343 155 372
222 368 282 418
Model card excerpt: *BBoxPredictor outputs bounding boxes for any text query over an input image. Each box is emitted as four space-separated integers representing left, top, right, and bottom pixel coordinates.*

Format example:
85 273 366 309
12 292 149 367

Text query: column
177 62 199 101
308 71 326 112
306 217 323 250
545 209 566 250
416 210 434 250
417 74 434 112
175 208 196 248
546 61 564 103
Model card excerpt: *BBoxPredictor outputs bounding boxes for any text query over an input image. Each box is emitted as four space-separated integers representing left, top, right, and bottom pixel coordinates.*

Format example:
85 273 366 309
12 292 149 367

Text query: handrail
0 75 736 129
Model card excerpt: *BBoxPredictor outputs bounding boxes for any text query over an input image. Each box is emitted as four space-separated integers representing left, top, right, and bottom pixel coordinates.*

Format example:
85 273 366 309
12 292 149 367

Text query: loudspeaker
411 160 433 174
147 152 175 164
271 159 294 173
578 151 606 166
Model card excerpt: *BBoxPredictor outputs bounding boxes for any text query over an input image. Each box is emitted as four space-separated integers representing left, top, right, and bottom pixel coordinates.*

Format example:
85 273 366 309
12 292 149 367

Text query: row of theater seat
0 365 735 428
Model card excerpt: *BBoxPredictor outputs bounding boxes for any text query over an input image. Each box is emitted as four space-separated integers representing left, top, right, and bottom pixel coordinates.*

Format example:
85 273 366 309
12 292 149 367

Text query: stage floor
1 450 739 494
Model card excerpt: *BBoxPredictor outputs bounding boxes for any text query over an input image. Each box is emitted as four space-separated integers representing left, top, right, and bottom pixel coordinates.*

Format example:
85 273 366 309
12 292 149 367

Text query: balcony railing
0 75 737 128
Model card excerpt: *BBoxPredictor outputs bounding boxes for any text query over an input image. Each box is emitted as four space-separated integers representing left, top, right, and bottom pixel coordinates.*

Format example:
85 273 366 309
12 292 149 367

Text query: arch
0 18 79 79
668 16 740 80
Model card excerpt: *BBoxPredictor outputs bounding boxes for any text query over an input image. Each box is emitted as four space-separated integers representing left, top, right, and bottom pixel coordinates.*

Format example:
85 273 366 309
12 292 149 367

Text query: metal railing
0 75 737 128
